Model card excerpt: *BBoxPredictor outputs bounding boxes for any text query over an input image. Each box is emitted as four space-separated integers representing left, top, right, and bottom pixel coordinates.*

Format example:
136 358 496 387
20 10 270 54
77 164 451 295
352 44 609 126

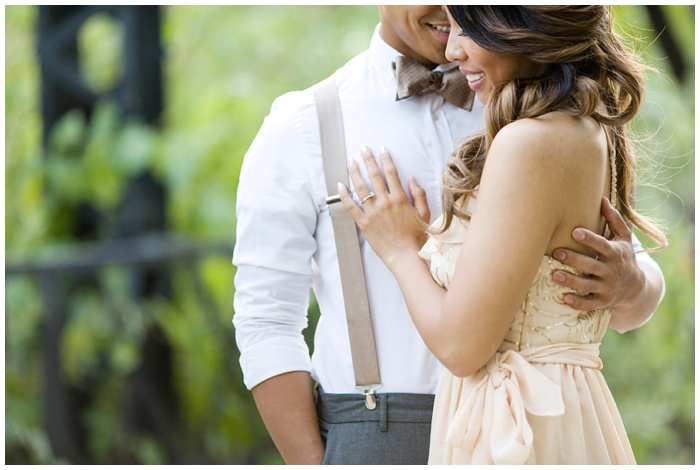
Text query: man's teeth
431 25 450 33
466 73 486 83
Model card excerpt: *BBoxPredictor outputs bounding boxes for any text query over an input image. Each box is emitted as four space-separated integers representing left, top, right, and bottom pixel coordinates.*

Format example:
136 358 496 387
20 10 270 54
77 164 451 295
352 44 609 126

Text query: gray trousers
316 387 435 465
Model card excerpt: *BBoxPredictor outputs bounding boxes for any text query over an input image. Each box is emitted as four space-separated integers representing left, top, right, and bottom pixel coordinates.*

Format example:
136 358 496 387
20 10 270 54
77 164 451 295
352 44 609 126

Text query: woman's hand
337 146 430 269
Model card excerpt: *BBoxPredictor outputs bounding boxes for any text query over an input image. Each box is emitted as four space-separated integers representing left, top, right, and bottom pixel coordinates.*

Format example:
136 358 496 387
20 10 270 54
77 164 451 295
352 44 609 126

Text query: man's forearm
251 371 324 465
608 258 664 333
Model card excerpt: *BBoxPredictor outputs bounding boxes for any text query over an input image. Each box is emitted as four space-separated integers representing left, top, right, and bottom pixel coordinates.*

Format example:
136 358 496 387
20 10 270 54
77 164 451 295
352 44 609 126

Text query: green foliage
602 6 696 465
601 236 695 464
5 5 694 465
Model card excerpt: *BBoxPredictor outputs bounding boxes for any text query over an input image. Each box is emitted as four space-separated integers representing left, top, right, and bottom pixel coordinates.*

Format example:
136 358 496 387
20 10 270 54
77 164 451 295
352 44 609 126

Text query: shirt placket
426 94 456 198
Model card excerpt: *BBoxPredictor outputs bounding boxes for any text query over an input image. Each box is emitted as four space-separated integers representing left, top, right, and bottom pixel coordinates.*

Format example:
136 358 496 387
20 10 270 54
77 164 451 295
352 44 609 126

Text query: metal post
36 6 177 463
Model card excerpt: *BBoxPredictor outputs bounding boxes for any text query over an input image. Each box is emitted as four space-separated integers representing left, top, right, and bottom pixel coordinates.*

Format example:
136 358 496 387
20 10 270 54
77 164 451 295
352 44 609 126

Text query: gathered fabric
439 343 606 465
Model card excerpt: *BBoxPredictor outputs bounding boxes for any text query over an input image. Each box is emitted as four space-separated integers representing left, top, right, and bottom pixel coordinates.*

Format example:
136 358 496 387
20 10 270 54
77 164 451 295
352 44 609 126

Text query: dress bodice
418 196 612 351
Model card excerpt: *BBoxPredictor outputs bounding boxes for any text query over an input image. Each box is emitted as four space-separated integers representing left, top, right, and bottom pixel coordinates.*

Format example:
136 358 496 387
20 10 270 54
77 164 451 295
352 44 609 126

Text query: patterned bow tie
392 55 475 111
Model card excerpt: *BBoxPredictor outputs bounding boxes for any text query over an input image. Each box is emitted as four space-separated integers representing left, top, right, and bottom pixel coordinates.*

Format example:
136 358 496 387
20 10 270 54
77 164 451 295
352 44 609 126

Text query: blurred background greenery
5 5 695 465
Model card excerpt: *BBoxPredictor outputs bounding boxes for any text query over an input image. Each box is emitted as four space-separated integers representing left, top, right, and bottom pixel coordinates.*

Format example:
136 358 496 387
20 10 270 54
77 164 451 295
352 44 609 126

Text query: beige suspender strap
314 77 382 406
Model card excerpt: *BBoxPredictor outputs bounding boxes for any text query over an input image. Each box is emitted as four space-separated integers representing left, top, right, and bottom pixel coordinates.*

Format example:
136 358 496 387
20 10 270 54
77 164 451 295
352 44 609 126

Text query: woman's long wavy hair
440 6 666 250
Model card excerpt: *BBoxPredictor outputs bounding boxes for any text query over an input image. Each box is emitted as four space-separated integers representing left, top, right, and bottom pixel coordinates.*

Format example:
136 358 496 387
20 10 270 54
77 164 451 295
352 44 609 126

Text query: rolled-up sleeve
232 92 319 390
632 233 666 303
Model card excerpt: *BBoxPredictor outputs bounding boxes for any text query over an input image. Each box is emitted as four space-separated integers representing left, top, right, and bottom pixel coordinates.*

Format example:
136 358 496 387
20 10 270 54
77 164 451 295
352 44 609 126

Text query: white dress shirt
233 25 484 394
232 25 663 395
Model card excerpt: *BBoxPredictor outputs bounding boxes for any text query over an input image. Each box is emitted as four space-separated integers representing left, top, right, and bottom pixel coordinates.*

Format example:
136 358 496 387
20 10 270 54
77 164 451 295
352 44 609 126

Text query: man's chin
422 42 449 65
427 52 451 66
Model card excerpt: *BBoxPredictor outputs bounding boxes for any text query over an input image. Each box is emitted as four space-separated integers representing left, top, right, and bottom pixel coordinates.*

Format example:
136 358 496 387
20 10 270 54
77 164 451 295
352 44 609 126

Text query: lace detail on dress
418 193 612 351
502 256 610 350
419 124 617 350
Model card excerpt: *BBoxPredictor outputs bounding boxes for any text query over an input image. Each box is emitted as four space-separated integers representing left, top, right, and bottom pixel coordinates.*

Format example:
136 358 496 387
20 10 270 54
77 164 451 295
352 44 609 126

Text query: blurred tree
36 5 182 464
644 5 690 84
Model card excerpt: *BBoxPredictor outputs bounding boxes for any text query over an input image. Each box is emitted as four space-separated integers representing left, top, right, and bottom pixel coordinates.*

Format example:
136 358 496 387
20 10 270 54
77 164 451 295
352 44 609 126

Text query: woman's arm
340 120 586 377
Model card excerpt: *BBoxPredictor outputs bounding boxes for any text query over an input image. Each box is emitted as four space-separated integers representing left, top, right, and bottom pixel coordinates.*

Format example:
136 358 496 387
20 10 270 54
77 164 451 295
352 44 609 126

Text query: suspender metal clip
359 385 382 410
325 194 342 205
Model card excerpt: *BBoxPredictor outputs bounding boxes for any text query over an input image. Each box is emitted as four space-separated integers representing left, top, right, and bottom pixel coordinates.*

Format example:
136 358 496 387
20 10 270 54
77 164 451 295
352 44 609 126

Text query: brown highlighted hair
441 6 666 250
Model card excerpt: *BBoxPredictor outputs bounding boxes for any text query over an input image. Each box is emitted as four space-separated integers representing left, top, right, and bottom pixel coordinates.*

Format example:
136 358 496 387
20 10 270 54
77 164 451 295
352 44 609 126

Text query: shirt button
431 112 438 121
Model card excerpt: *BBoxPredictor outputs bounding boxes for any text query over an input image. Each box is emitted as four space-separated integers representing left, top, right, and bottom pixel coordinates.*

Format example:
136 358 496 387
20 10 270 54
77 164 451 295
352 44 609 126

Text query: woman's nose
445 33 466 63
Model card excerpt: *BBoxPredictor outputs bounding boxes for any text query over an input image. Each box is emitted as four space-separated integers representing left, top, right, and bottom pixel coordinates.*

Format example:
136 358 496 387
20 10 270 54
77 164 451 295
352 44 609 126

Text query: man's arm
234 266 323 464
232 91 325 463
252 372 324 465
551 197 665 333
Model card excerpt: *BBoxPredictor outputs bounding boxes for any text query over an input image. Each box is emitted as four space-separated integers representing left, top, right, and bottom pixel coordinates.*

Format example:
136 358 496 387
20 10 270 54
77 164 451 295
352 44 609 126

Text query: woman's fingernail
553 271 566 283
553 249 566 261
573 229 585 241
337 182 345 193
380 146 388 155
361 144 369 155
348 159 357 169
563 295 575 305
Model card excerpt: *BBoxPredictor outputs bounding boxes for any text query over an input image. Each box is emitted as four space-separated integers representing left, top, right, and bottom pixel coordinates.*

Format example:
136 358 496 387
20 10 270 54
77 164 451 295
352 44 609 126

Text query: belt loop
379 394 388 432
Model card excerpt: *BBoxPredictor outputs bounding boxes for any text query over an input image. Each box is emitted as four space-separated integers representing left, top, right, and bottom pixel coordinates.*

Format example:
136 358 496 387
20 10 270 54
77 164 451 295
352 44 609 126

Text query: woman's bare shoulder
496 111 601 144
491 112 606 167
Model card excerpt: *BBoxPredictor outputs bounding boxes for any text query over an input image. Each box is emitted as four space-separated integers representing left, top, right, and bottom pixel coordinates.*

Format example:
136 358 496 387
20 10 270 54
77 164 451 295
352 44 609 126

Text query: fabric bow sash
444 343 603 464
392 55 475 111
